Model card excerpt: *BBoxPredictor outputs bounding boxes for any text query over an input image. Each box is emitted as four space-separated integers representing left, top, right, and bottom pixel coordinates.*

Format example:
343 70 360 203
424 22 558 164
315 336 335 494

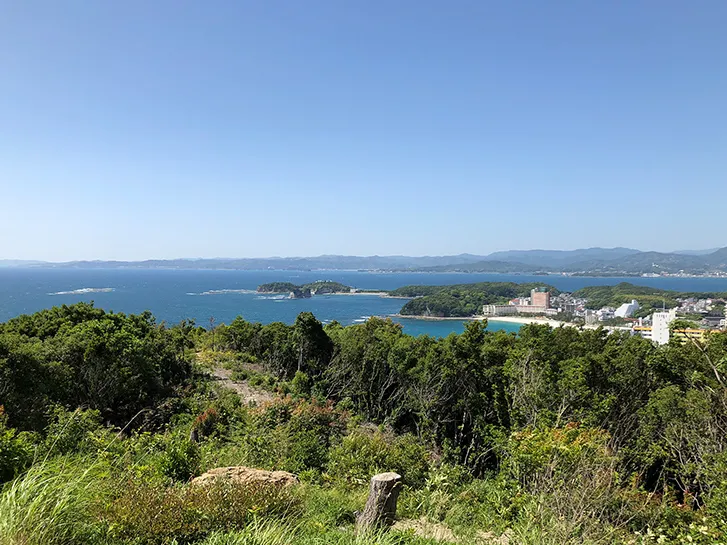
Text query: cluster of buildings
583 299 641 324
630 308 721 345
481 287 727 346
482 288 558 317
631 297 727 345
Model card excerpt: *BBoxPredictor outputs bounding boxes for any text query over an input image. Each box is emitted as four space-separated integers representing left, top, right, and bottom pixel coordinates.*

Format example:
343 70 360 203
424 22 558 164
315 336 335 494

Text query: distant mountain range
3 247 727 275
0 260 45 268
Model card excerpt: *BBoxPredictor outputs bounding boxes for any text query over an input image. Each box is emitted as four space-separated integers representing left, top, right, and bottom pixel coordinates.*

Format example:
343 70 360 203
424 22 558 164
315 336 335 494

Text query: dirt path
210 366 275 405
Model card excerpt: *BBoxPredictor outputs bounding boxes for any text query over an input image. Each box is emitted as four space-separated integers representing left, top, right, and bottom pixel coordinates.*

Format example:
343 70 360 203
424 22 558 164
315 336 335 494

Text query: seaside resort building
482 288 551 317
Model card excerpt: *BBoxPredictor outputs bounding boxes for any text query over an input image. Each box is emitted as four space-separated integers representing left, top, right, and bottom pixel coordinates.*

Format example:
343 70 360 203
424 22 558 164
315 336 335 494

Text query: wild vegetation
394 282 559 317
2 303 727 544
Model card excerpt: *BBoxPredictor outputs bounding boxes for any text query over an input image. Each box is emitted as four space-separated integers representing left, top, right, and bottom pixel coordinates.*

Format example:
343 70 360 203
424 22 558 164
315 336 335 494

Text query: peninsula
257 280 352 299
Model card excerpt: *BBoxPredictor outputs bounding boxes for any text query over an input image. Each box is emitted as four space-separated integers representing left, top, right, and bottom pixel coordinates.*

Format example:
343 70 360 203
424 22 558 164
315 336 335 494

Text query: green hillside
2 304 727 544
393 282 560 317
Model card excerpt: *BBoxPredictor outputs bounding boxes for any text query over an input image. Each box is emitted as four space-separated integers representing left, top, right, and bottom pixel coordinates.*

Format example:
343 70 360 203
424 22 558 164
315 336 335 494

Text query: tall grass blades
0 456 107 545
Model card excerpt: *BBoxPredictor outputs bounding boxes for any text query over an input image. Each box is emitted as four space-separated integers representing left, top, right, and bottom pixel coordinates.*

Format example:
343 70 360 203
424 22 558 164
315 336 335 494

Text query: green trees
293 312 332 378
4 302 727 538
325 318 404 421
257 281 351 295
0 304 193 431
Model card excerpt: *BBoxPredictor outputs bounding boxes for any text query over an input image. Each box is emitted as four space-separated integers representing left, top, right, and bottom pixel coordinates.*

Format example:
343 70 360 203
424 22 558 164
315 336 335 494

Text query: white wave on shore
49 287 115 296
187 289 257 296
254 294 290 300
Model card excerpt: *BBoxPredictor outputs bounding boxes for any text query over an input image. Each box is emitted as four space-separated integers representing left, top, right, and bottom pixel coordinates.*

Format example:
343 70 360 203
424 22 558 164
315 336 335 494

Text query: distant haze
4 246 727 275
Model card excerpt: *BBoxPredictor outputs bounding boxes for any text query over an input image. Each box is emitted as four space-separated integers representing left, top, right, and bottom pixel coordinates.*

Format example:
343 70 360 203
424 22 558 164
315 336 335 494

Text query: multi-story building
584 310 599 325
482 305 519 316
672 328 710 344
632 325 652 340
517 305 548 314
651 308 677 345
597 307 615 321
531 288 550 309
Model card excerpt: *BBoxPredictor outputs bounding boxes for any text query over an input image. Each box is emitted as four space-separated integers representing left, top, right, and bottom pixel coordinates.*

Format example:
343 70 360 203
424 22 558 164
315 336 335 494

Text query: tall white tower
651 308 677 345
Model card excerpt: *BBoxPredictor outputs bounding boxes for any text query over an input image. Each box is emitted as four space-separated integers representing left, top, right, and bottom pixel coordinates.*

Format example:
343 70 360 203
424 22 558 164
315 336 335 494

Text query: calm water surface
2 269 726 337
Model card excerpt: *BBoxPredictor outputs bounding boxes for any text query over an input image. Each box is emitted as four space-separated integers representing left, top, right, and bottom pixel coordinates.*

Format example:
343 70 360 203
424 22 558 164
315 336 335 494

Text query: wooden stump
356 472 402 533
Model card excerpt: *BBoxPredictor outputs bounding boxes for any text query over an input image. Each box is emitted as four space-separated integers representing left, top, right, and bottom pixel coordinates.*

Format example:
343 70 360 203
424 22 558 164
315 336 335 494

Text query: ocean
2 269 727 337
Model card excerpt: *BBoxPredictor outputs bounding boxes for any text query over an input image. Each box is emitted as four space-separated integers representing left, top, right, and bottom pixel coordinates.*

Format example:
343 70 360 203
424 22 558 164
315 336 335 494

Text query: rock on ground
191 466 299 487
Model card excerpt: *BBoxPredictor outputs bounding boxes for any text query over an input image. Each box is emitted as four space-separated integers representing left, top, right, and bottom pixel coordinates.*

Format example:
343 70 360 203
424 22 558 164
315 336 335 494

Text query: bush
0 457 109 545
328 427 430 487
157 438 200 482
193 407 222 439
43 407 104 455
498 423 614 488
0 421 37 484
290 371 312 396
104 479 300 544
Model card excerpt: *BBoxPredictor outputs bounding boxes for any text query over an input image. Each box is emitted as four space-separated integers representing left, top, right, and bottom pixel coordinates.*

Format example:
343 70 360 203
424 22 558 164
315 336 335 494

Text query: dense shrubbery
0 303 194 431
0 414 36 483
327 427 430 487
2 303 727 544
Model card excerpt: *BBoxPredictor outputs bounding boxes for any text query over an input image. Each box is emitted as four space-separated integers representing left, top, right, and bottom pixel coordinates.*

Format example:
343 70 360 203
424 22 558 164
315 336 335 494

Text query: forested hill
394 282 559 317
257 281 351 298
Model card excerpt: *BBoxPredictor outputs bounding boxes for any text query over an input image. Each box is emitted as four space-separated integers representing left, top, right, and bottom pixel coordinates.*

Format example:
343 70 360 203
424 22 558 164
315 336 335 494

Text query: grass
0 455 672 545
0 456 109 545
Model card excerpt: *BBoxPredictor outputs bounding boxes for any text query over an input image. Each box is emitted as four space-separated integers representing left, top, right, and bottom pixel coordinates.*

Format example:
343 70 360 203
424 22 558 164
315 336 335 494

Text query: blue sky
1 1 725 261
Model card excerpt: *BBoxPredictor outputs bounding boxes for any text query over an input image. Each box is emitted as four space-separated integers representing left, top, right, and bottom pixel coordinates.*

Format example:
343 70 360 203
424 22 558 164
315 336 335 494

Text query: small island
257 281 352 299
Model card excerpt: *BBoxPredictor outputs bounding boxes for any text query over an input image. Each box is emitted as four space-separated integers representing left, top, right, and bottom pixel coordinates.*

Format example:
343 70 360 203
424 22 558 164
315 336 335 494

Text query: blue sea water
2 269 727 337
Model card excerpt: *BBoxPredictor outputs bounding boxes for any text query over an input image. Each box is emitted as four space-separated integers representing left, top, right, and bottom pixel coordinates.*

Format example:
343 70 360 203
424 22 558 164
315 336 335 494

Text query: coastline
392 314 476 321
394 313 631 333
326 291 411 299
482 315 569 328
256 290 410 299
395 313 581 329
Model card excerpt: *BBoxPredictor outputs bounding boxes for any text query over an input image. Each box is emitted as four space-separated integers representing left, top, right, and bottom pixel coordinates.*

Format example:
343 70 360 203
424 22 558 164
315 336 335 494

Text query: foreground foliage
2 303 727 544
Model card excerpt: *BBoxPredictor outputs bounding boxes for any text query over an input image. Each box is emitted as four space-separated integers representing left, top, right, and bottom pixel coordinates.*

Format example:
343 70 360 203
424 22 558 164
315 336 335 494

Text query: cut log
356 472 402 532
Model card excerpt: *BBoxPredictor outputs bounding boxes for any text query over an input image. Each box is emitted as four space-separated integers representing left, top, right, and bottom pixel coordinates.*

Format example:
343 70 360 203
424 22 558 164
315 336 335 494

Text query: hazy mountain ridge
4 246 726 273
484 247 642 267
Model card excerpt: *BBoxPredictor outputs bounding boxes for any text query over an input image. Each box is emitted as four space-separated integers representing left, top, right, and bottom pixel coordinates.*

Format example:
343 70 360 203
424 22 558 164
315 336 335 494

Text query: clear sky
1 1 725 261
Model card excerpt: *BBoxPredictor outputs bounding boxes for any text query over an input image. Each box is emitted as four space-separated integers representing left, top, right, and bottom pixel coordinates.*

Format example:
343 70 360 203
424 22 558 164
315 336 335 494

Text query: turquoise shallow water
2 269 726 337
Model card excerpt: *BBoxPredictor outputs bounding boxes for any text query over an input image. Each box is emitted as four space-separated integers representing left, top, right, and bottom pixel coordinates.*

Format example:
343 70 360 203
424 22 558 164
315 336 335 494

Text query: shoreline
392 314 476 321
325 291 411 299
394 313 586 329
256 290 410 299
482 315 569 328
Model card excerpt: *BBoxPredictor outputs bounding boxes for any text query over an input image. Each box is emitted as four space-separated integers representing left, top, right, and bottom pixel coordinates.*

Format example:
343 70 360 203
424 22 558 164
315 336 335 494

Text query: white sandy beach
479 315 568 328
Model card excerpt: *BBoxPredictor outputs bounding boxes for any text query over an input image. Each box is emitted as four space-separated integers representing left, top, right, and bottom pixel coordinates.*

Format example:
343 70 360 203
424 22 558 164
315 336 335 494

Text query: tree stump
356 472 402 533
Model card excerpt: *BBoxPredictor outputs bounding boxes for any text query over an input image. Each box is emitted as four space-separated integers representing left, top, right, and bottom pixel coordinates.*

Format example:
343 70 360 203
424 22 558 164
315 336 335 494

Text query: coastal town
481 286 727 345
